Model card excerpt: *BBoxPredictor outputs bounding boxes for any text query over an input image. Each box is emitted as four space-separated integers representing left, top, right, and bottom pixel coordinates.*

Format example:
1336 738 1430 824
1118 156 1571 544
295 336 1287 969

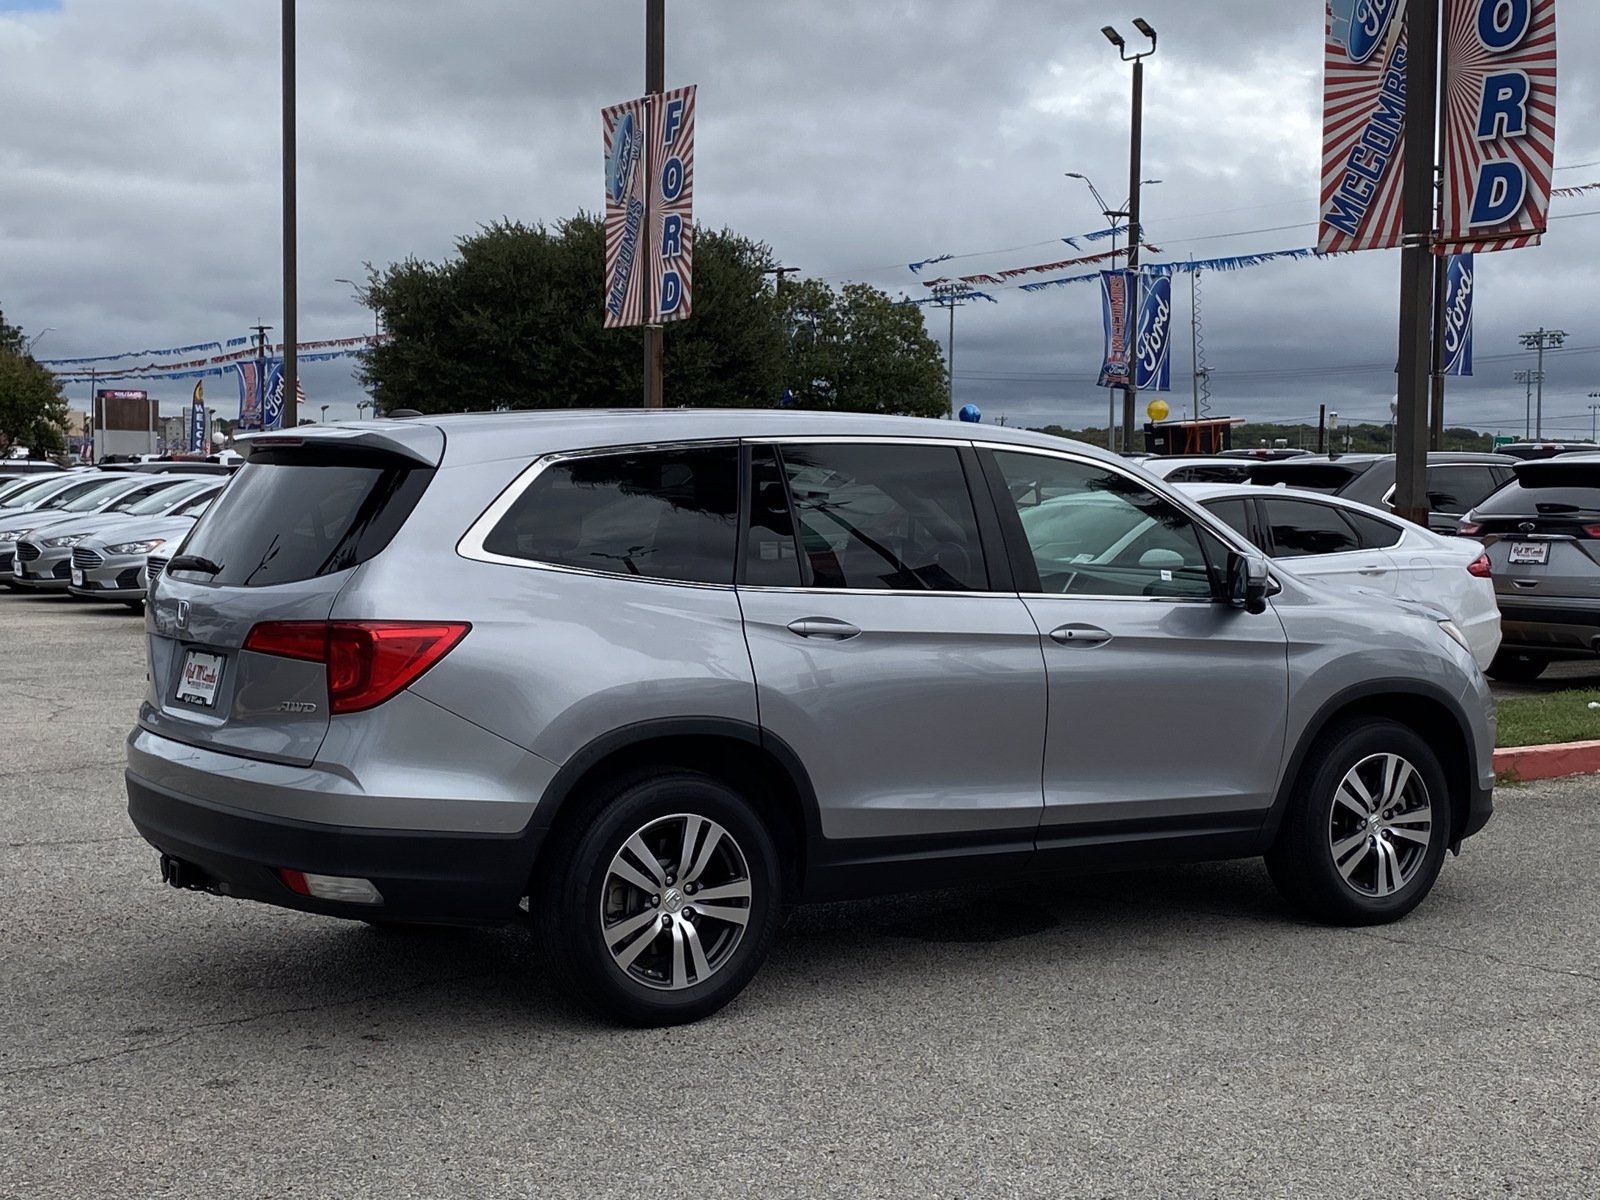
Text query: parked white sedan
1175 482 1501 669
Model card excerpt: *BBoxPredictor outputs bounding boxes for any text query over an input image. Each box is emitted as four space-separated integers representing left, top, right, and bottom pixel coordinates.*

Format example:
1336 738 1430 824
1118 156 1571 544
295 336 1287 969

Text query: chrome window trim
456 439 742 590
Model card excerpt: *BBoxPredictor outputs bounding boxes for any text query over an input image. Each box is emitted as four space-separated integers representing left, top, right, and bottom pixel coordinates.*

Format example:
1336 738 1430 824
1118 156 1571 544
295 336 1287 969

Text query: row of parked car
1138 447 1600 681
0 464 232 606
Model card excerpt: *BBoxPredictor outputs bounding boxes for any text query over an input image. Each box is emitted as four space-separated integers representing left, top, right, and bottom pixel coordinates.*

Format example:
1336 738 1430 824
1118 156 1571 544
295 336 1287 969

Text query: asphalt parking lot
4 596 1599 1199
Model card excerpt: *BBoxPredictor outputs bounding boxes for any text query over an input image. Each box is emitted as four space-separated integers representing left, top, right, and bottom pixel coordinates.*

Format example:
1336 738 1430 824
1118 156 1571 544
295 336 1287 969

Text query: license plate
1509 542 1549 565
71 567 84 587
177 650 225 708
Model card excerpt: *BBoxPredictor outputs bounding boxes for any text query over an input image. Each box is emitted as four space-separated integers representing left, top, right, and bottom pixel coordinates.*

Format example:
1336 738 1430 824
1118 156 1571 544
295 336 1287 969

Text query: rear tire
1266 718 1450 926
533 769 782 1026
1486 651 1548 682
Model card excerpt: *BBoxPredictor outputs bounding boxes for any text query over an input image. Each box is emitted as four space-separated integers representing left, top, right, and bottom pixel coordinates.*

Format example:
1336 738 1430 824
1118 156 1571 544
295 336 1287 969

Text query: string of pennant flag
46 334 382 382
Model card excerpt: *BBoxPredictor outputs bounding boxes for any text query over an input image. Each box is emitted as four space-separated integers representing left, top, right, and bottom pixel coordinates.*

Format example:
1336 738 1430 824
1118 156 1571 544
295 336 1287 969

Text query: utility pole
252 323 271 430
931 283 969 418
1427 38 1452 453
764 265 800 406
281 0 298 430
642 0 665 409
1589 399 1600 444
1519 328 1567 439
1391 0 1439 526
1101 20 1158 454
1514 370 1541 439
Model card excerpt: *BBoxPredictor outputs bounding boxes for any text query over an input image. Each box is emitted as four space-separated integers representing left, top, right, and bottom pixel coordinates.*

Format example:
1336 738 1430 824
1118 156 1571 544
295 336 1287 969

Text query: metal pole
88 369 97 462
1190 267 1200 425
1535 335 1546 438
1392 0 1439 526
1108 217 1119 451
281 0 298 429
947 296 957 418
1430 251 1447 450
1122 57 1144 455
642 0 665 409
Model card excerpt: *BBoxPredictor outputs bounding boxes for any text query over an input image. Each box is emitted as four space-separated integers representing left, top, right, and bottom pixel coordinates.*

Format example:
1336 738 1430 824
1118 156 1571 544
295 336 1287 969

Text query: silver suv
127 412 1495 1025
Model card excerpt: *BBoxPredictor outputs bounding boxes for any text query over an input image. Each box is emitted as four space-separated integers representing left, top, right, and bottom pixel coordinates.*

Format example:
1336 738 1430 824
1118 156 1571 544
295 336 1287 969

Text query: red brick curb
1492 739 1600 782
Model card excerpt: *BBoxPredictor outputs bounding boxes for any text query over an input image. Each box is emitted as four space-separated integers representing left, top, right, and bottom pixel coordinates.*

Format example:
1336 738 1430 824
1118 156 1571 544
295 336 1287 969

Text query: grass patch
1496 688 1600 748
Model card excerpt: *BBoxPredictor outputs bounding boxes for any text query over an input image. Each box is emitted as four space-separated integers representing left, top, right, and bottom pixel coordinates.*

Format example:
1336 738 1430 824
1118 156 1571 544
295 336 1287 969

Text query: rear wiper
166 554 223 576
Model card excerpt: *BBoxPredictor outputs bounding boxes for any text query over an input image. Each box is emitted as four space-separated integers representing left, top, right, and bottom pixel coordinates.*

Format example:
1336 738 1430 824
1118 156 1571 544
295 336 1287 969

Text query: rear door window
1202 498 1256 544
1342 509 1405 548
1259 497 1361 557
768 443 987 591
1426 466 1500 515
484 445 738 585
177 454 433 586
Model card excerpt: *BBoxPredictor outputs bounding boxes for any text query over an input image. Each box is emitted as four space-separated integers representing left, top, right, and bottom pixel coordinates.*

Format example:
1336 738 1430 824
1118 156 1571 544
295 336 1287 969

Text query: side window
773 443 986 591
744 446 803 587
1426 466 1498 515
483 445 738 584
992 450 1214 598
1260 498 1361 557
1203 498 1256 545
1343 509 1404 548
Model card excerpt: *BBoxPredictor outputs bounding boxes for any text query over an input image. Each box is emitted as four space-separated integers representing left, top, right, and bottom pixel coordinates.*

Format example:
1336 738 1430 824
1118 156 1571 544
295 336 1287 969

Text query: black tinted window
1426 466 1499 515
1344 510 1404 548
1250 464 1366 494
1477 480 1600 515
745 446 803 587
178 458 432 587
485 446 738 584
1261 498 1360 557
1168 464 1251 484
1203 498 1255 542
777 444 986 591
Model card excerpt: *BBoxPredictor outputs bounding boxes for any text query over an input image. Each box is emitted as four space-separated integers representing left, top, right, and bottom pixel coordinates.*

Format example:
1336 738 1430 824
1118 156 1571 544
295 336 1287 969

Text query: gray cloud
2 0 1597 436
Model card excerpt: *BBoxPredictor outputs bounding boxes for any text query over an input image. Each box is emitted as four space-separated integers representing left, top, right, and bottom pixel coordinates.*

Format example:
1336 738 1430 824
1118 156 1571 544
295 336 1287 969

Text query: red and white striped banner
1437 0 1557 254
649 84 695 324
1318 0 1409 254
602 95 650 328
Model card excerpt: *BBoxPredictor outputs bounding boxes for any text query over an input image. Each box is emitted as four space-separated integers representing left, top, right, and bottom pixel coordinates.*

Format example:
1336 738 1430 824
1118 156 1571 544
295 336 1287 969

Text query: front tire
1266 718 1450 926
535 770 782 1026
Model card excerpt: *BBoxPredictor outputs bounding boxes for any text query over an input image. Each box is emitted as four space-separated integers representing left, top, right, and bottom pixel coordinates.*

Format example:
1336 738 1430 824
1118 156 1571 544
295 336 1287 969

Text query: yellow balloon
1146 399 1170 422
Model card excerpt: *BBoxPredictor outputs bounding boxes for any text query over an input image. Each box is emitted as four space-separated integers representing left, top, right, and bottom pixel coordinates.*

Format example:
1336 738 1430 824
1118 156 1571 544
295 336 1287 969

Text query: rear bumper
127 770 539 924
1496 599 1600 656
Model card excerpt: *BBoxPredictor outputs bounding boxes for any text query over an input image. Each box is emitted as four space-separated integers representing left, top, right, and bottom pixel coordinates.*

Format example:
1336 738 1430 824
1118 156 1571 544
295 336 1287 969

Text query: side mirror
1225 551 1270 615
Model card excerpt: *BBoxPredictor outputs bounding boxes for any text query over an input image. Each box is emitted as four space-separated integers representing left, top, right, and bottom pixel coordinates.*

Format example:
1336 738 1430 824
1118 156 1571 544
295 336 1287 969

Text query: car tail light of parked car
243 620 470 714
1468 554 1492 578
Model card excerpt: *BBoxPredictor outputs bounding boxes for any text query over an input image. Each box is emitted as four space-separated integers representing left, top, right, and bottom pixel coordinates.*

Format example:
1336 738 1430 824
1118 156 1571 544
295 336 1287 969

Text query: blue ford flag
263 360 285 430
1442 254 1473 377
1097 270 1133 389
1135 273 1173 392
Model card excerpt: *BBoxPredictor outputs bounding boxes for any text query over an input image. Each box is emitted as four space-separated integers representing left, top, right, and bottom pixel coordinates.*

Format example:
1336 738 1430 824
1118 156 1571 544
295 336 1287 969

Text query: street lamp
1588 393 1600 443
357 400 372 420
1519 328 1567 438
320 403 329 424
1100 17 1158 453
23 327 55 355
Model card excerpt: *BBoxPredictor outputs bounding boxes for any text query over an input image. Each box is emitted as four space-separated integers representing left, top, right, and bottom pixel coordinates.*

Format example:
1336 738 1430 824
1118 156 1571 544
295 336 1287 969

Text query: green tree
358 214 785 412
779 280 948 418
0 308 69 458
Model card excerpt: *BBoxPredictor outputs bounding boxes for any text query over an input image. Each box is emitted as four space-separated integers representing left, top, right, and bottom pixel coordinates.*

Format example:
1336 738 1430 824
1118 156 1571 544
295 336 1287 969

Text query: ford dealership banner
1318 0 1409 253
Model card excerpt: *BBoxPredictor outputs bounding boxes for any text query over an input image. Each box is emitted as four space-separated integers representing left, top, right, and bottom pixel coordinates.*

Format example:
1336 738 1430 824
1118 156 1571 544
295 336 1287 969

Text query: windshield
172 489 220 517
57 481 136 513
119 481 208 515
37 479 113 511
0 477 66 508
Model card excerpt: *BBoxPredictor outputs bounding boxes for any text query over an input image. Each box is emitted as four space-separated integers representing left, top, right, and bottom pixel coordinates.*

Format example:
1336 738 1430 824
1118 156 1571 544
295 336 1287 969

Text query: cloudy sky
3 0 1598 437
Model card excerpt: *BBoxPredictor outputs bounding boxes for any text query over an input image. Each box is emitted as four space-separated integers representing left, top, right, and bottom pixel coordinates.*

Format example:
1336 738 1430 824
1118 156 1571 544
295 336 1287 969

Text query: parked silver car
67 487 223 606
2 473 189 584
127 413 1495 1025
13 477 221 593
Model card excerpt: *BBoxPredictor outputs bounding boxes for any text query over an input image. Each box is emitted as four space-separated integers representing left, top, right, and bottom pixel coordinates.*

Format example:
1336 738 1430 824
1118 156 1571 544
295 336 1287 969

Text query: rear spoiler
234 423 445 468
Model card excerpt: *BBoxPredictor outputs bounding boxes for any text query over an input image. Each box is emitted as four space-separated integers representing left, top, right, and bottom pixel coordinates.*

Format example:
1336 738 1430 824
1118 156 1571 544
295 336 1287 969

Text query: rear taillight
243 620 470 713
1583 525 1600 539
1467 553 1492 578
1456 520 1483 537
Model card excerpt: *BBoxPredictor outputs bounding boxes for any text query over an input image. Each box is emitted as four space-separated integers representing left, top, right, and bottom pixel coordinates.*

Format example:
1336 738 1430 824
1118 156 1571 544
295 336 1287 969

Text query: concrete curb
1493 739 1600 782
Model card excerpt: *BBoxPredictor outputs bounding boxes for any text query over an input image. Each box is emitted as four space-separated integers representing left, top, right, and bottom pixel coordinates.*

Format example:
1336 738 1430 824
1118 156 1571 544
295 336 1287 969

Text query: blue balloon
958 404 982 423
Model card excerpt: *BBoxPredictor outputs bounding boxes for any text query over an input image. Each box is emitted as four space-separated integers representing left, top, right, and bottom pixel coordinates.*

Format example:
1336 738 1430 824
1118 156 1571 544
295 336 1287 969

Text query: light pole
281 0 299 431
357 400 372 420
1101 18 1157 454
1513 370 1542 439
1519 328 1567 439
320 403 329 424
930 283 967 418
1065 171 1159 451
1589 394 1600 443
23 327 54 356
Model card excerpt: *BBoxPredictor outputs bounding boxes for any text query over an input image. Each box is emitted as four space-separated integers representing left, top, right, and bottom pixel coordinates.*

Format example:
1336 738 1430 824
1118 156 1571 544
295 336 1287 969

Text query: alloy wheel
598 813 753 991
1326 752 1433 898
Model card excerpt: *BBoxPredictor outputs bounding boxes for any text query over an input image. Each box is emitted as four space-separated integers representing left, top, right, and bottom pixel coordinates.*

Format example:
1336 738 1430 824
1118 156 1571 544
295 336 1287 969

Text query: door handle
786 617 861 640
1048 624 1112 647
1357 565 1388 575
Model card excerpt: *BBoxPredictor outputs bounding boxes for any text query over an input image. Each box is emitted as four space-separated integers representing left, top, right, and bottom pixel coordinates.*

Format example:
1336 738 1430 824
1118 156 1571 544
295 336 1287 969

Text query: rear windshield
1478 480 1600 515
174 455 432 586
1249 463 1368 493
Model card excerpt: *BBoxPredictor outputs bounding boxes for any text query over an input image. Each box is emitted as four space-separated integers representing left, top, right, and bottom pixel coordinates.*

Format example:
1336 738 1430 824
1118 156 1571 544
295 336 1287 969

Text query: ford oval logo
1329 0 1401 66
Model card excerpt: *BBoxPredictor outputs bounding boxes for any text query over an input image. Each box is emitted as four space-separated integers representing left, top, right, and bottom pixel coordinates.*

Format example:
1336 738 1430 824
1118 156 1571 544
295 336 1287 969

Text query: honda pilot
127 412 1495 1025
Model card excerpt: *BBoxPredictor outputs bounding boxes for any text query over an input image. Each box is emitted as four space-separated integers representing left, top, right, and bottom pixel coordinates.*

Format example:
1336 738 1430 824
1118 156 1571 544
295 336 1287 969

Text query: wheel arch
1264 681 1476 848
520 718 821 897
